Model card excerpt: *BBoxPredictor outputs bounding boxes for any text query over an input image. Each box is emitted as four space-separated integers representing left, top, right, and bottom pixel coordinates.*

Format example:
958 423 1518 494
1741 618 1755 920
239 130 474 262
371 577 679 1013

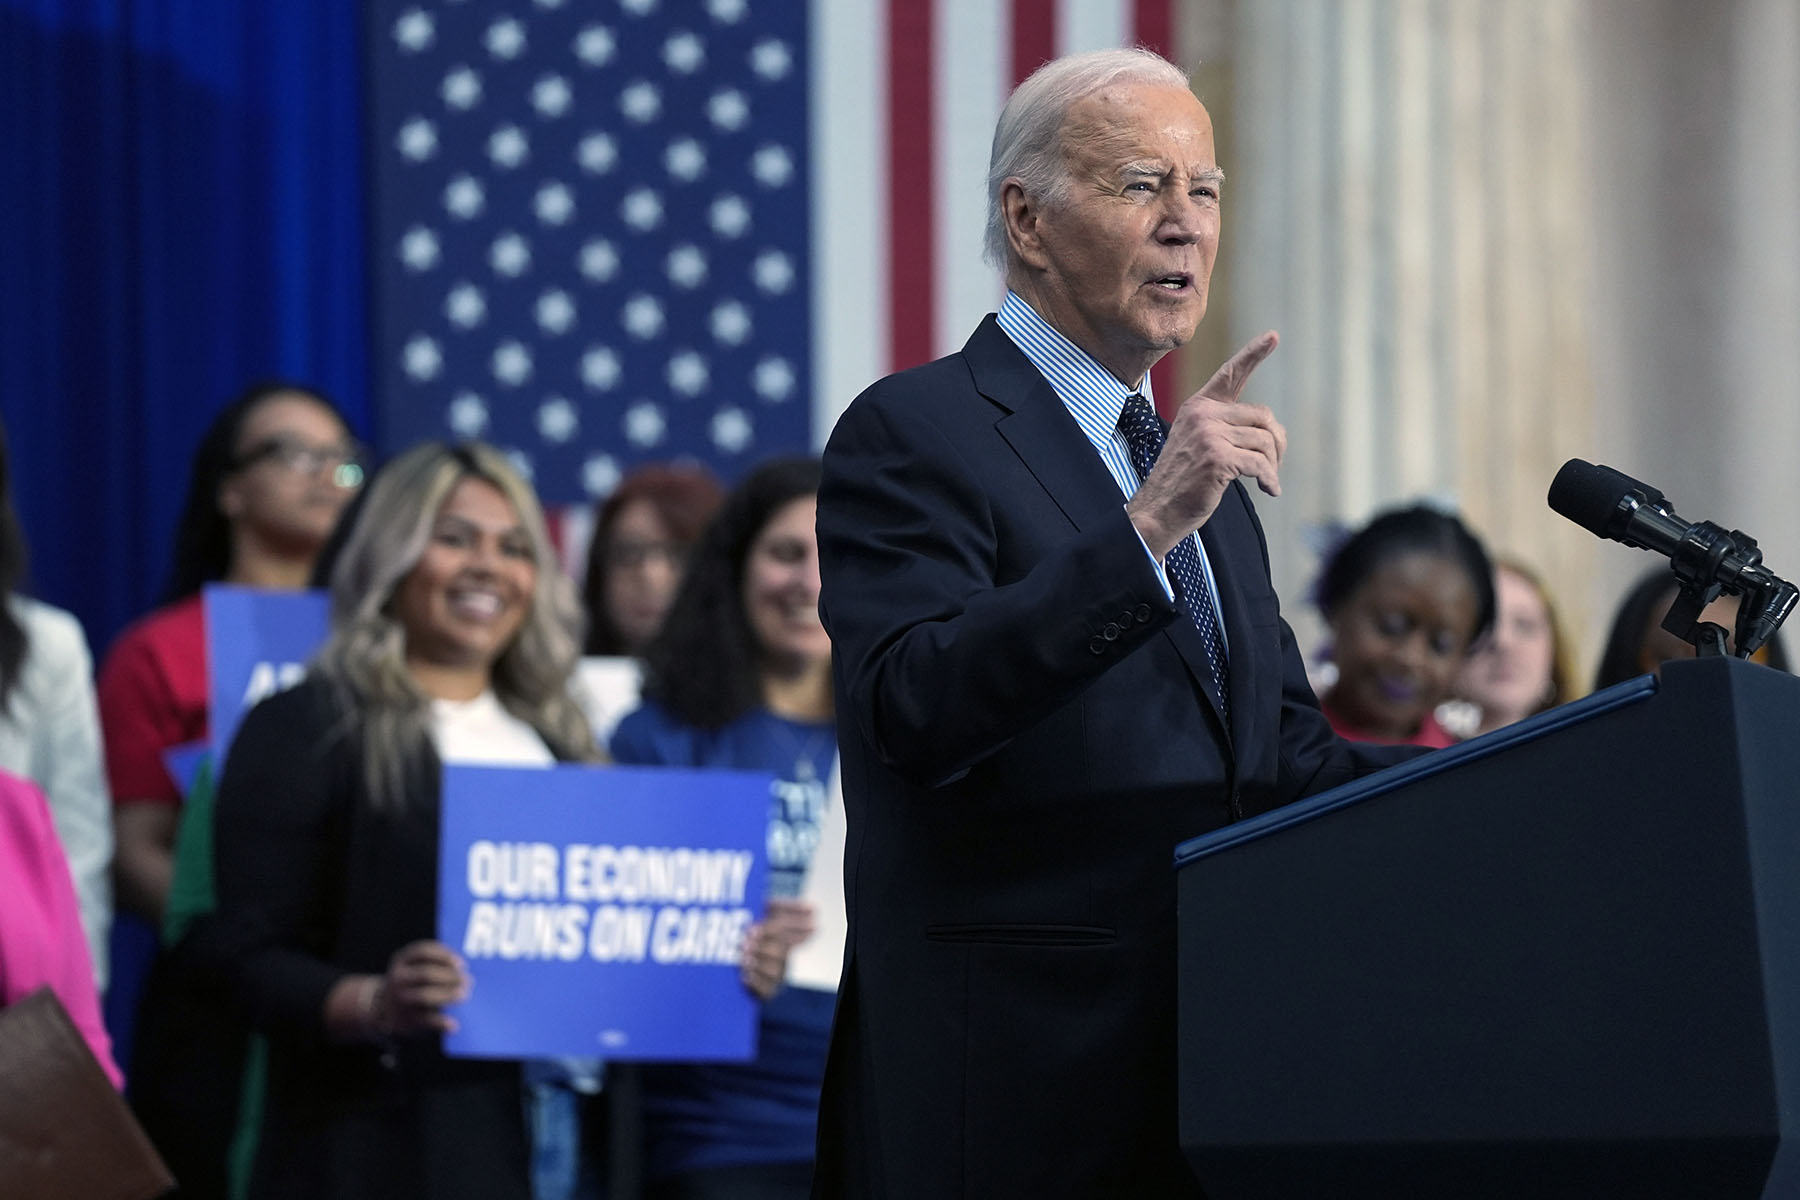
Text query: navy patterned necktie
1117 393 1231 720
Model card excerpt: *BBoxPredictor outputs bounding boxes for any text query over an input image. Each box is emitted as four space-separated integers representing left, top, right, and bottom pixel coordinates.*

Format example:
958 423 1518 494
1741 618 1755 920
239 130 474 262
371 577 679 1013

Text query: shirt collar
994 291 1154 436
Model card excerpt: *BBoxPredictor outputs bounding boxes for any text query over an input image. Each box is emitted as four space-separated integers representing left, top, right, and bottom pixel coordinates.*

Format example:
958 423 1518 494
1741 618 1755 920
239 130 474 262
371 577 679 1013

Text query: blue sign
439 763 772 1062
162 741 209 799
203 585 330 769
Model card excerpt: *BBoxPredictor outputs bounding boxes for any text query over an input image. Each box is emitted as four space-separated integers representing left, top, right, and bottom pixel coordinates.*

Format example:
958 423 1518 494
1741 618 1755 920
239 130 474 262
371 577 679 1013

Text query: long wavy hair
163 381 348 602
0 417 28 712
640 456 823 729
313 441 595 809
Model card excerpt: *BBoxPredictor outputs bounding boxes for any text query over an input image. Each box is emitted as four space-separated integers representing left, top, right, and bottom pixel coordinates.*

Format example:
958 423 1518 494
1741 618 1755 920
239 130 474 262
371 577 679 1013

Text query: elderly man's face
1018 82 1220 386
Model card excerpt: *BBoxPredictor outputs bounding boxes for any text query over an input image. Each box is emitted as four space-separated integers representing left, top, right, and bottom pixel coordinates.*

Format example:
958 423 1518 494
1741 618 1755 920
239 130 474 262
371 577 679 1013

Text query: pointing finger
1196 330 1279 404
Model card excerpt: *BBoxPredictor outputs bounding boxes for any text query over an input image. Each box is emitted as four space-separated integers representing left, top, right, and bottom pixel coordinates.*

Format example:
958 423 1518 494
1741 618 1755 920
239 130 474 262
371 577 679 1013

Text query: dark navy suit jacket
813 317 1400 1198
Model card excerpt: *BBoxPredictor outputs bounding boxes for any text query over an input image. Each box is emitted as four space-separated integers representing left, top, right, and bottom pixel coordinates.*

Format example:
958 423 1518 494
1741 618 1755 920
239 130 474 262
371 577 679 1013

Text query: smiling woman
610 456 835 1199
1315 504 1497 748
206 440 610 1200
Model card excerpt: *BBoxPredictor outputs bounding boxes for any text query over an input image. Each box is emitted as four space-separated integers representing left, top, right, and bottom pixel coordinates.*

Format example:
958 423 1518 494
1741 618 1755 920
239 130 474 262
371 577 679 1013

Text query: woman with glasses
97 381 362 1196
582 463 725 659
98 382 363 927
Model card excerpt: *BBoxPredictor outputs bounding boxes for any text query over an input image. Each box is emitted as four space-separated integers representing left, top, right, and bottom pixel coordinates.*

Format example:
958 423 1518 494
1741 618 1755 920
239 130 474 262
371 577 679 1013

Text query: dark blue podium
1174 656 1800 1198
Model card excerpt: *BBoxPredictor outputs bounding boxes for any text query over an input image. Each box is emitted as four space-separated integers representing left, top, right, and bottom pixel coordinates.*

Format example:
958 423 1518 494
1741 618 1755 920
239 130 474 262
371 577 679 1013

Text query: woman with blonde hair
210 441 597 1199
1453 557 1580 737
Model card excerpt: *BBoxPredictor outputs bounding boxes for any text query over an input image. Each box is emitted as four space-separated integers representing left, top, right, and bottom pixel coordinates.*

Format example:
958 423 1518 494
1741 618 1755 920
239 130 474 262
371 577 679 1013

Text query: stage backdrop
0 0 370 651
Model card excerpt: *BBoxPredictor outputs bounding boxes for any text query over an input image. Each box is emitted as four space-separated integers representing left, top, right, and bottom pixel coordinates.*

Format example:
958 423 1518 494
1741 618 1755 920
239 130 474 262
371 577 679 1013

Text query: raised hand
1126 331 1285 558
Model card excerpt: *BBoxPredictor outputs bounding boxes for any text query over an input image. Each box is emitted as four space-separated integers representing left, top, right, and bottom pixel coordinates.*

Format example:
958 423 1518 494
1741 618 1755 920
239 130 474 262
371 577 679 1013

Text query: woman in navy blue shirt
610 457 834 1200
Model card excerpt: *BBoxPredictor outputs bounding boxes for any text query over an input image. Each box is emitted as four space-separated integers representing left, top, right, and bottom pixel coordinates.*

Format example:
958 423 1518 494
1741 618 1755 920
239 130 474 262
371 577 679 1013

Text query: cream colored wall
1174 0 1800 683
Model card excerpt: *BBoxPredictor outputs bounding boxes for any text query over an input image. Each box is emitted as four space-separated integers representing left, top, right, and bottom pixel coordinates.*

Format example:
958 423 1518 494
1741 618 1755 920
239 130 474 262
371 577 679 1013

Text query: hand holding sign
740 899 816 1000
377 940 472 1036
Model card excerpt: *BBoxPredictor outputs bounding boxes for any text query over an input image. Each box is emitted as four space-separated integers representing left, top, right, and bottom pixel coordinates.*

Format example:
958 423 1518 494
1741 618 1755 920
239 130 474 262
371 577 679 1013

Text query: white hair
984 47 1192 267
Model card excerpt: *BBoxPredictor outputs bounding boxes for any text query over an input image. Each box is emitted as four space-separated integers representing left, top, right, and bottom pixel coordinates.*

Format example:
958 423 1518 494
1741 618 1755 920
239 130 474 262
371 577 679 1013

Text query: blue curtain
0 0 370 653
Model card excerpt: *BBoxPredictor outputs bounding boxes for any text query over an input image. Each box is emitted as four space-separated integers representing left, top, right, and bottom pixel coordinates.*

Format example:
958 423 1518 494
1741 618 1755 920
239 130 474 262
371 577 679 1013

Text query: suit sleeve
211 685 353 1036
818 387 1183 789
1230 485 1420 808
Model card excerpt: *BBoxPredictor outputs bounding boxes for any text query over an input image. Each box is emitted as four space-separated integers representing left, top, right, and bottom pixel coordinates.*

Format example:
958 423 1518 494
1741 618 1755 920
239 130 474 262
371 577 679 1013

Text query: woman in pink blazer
0 766 120 1086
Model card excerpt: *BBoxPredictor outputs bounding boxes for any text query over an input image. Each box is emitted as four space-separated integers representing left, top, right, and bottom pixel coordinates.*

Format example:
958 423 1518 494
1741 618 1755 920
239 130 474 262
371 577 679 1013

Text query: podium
1173 656 1800 1198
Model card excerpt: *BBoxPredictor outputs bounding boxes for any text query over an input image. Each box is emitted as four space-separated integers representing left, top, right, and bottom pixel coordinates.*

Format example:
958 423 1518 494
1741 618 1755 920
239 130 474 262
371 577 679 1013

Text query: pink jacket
0 768 121 1087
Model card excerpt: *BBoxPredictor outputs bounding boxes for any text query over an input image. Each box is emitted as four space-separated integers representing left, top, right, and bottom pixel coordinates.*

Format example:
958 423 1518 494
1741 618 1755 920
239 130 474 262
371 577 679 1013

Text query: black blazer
211 678 532 1200
813 318 1401 1198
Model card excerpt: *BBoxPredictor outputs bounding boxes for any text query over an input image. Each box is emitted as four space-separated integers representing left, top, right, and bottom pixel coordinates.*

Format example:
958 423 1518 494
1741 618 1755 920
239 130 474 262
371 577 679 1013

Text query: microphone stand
1659 522 1798 659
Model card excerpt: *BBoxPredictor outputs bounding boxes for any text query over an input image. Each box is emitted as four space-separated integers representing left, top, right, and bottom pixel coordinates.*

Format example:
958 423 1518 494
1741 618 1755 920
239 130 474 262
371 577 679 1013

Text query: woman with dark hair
610 456 833 1199
1593 567 1791 690
582 463 725 657
1316 503 1497 747
0 415 113 989
98 381 363 925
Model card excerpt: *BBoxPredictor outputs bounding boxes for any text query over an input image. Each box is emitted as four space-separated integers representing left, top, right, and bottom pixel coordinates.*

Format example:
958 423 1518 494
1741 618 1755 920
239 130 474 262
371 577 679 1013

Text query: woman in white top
0 416 110 985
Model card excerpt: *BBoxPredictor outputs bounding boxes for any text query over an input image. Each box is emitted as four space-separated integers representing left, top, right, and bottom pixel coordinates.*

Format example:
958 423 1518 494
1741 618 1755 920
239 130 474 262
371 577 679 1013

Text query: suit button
1117 611 1134 627
1103 623 1120 640
1135 603 1152 622
1089 637 1106 655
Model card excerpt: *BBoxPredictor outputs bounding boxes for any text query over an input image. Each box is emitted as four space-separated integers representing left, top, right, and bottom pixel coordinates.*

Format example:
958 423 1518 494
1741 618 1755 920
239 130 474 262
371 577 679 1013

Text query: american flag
369 0 1181 555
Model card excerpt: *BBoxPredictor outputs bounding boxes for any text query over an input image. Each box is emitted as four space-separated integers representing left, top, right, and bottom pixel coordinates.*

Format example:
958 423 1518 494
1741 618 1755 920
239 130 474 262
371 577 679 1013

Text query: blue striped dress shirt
993 291 1228 644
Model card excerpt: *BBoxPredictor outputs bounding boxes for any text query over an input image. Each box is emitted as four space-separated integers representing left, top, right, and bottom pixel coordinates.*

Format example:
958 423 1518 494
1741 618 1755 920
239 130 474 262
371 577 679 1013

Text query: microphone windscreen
1547 459 1646 537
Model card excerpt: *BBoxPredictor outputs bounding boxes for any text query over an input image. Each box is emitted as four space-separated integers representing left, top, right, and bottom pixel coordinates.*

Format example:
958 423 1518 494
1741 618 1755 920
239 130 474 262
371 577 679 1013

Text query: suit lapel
965 318 1233 747
966 318 1125 536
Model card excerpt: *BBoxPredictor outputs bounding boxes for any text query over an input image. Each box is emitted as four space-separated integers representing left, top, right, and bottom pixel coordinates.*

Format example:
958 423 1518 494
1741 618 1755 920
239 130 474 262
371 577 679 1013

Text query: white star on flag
579 239 619 282
400 227 440 271
753 356 797 402
442 67 481 110
581 346 622 390
711 300 751 346
665 244 707 288
535 290 576 335
487 125 529 169
486 19 525 60
574 25 616 67
708 89 749 132
492 341 533 385
711 407 753 453
404 335 443 381
489 233 531 277
397 118 438 161
622 294 665 340
535 182 575 226
448 392 489 436
583 454 622 498
667 351 709 396
663 32 704 74
624 402 666 447
749 40 791 81
532 75 572 119
394 9 434 52
620 81 661 124
709 194 750 238
537 397 578 443
445 283 486 329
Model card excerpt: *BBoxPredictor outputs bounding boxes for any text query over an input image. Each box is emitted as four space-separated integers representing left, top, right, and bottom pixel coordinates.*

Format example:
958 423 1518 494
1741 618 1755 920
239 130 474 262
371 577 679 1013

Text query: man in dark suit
813 48 1403 1197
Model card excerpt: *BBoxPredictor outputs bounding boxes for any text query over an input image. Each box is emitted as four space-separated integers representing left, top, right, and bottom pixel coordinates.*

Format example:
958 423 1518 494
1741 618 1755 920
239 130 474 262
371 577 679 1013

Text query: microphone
1548 458 1797 657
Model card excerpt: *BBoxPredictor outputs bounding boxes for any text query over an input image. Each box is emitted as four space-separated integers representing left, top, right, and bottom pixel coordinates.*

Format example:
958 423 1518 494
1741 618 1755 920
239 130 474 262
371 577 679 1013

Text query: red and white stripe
811 0 1182 445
